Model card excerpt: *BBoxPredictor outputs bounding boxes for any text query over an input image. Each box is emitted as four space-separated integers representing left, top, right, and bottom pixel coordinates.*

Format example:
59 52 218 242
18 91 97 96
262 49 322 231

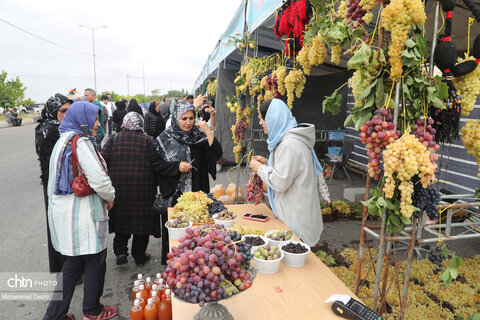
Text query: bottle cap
166 289 171 295
162 294 167 300
146 277 151 282
134 299 140 306
137 274 143 280
156 273 161 278
139 284 145 290
152 291 157 296
147 298 153 304
136 292 142 299
152 284 157 290
159 279 164 284
134 280 139 286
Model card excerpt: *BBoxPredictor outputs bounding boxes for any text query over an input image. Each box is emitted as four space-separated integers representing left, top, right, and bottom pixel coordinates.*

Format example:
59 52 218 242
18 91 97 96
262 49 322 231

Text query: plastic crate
328 146 342 156
328 131 345 140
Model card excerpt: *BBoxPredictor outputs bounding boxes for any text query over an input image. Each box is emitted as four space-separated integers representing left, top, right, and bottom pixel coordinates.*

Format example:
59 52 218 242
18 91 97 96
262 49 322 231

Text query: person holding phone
249 99 330 246
152 100 223 264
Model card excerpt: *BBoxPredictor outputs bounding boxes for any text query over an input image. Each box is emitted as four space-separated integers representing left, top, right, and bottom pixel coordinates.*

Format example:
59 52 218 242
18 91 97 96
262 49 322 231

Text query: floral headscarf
121 111 144 132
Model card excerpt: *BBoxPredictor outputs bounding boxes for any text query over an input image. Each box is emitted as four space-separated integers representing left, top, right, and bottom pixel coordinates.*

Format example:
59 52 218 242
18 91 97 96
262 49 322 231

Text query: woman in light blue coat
249 99 330 246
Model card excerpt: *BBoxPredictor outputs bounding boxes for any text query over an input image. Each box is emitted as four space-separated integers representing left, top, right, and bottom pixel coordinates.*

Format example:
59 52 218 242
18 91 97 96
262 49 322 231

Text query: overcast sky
0 0 241 102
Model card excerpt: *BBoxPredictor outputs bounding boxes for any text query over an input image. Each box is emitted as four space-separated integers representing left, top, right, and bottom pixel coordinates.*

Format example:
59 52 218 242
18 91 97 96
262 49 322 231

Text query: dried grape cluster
453 55 480 116
282 243 308 254
243 236 265 247
460 120 480 177
360 108 399 180
412 176 442 220
383 134 437 218
163 225 253 307
246 174 265 205
381 0 426 77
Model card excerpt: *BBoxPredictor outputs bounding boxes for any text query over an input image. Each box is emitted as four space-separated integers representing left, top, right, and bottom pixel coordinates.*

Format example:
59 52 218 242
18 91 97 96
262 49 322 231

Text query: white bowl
242 234 269 252
212 213 238 228
253 249 284 274
264 230 294 247
165 220 193 240
280 241 311 268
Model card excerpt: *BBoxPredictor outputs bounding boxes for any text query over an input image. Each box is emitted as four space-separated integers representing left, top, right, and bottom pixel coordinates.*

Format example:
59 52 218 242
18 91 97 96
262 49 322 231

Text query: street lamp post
79 25 107 93
136 61 149 96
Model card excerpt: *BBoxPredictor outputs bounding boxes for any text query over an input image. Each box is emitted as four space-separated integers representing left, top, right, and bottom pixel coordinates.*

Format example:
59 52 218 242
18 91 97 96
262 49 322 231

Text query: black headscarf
160 102 171 120
155 101 207 193
41 96 63 123
127 98 144 117
35 95 70 184
116 99 127 110
149 101 160 116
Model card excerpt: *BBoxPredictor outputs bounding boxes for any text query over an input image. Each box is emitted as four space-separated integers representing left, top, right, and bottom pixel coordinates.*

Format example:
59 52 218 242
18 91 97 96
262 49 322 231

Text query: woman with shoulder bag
43 101 117 320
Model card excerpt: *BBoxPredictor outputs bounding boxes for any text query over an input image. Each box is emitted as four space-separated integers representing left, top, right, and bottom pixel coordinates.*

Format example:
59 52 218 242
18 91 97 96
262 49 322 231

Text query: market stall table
168 203 361 320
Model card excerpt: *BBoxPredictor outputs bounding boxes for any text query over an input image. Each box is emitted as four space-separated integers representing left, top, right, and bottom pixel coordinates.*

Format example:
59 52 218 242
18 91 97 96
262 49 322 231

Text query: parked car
30 103 44 113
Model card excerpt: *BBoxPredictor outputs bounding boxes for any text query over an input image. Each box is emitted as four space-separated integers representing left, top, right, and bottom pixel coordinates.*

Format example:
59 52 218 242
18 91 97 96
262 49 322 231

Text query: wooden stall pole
355 3 385 295
400 217 418 319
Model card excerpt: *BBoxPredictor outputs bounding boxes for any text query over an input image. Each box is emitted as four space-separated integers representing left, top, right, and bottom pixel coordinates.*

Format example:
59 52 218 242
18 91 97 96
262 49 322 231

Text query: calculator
325 295 381 320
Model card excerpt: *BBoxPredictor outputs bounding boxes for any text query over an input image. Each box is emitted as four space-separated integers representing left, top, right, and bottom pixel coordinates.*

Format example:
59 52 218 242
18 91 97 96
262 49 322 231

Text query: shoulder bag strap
71 134 108 176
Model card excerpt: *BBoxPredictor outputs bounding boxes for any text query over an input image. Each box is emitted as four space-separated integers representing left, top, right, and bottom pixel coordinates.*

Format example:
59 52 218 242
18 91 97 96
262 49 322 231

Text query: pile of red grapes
235 118 248 142
246 174 265 205
413 118 440 164
360 108 399 180
162 224 253 306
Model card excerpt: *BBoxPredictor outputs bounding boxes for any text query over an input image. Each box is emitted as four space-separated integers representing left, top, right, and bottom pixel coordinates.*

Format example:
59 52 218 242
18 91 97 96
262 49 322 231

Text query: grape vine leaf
358 79 377 100
347 43 372 69
405 39 416 48
322 88 342 115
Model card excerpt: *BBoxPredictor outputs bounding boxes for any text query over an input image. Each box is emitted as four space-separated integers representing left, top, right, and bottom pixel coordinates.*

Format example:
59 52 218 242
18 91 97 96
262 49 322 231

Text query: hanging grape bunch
428 243 451 274
383 134 437 218
381 0 427 78
284 69 306 109
163 224 254 307
460 120 480 177
235 119 248 143
359 108 399 180
411 176 442 220
413 118 440 164
246 174 265 205
266 74 280 99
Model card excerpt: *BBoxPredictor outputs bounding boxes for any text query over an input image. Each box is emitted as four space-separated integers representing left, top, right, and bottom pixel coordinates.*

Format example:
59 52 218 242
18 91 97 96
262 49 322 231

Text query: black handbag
152 194 174 217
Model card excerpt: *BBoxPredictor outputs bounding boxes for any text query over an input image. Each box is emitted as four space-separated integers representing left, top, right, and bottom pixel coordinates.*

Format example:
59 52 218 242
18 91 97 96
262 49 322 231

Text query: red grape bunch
360 108 400 180
246 174 265 205
346 0 372 27
235 119 248 142
267 74 280 99
163 224 253 307
413 118 440 164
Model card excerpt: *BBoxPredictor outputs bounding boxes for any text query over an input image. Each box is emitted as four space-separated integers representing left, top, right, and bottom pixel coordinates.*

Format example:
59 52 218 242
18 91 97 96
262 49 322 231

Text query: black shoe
116 254 128 265
136 253 151 266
